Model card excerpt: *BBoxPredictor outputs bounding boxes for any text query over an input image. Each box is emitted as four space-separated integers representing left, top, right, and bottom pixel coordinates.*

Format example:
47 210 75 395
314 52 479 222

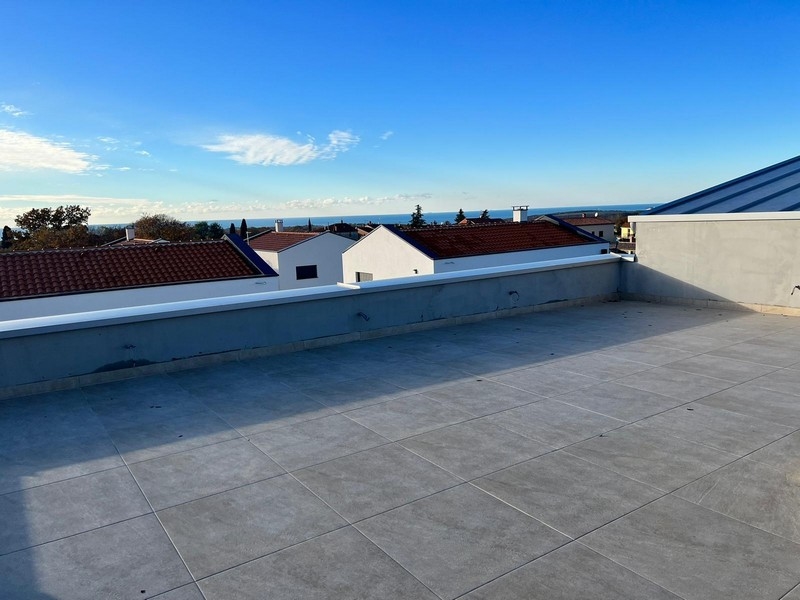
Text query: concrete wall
624 214 800 313
342 227 434 282
0 277 279 320
0 255 620 395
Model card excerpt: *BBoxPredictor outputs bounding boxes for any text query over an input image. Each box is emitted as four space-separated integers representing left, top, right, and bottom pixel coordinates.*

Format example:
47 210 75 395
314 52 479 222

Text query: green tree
480 209 490 219
455 208 466 222
409 204 426 227
1 225 13 249
134 214 193 241
193 221 224 240
12 205 93 250
15 205 91 236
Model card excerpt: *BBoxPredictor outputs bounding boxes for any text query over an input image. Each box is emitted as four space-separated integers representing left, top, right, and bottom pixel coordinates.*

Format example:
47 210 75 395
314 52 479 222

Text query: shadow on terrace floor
2 300 800 599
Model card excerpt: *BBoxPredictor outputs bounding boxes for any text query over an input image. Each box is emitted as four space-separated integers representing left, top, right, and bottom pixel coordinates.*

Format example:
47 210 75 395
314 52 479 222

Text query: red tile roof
248 232 318 252
386 221 596 259
562 217 614 226
0 239 275 300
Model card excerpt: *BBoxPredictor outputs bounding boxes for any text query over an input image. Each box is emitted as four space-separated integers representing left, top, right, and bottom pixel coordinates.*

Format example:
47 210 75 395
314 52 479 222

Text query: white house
342 218 609 283
249 230 355 290
0 234 279 320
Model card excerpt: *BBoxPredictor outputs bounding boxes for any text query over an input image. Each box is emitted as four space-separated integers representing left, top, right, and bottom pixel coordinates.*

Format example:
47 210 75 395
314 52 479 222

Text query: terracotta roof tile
562 217 614 226
0 239 274 300
387 221 595 259
248 232 319 252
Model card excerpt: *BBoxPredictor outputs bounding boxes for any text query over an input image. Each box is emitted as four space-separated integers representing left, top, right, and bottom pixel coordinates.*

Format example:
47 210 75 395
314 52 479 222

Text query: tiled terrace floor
2 301 800 599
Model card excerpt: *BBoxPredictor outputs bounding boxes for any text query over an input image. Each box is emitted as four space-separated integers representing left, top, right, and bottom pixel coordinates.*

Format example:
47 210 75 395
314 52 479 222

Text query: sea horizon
95 203 653 230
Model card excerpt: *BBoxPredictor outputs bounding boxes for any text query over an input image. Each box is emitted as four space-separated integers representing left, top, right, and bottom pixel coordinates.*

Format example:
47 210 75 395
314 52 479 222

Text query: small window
598 231 604 237
296 265 318 280
356 271 373 282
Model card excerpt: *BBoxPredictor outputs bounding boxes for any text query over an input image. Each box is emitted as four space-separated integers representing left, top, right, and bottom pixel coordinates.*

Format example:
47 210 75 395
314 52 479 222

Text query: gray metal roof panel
651 155 800 215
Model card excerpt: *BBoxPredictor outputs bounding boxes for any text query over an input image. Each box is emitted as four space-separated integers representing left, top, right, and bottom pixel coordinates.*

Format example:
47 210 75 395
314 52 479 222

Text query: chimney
125 226 135 241
512 206 528 223
275 219 284 233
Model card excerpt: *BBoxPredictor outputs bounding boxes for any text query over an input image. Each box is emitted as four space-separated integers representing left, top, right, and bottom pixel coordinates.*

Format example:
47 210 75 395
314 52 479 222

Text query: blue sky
1 1 799 224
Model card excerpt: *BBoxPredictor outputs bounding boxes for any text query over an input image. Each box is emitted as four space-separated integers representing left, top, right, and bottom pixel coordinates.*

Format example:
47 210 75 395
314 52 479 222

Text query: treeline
1 206 233 251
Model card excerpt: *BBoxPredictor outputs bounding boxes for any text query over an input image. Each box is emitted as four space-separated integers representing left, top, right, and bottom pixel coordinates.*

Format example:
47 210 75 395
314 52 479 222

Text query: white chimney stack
275 219 284 233
125 226 135 241
512 206 529 223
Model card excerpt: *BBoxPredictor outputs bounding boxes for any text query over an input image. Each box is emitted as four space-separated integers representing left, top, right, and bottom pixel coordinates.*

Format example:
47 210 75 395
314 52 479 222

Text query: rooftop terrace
2 301 800 599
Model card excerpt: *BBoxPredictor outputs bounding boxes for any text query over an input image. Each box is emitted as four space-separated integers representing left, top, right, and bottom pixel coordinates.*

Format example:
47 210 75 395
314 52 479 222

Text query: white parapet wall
625 212 800 314
0 254 621 396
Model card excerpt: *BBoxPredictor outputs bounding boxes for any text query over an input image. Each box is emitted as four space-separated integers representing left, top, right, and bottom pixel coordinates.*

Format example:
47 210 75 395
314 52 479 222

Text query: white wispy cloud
0 194 163 224
202 130 360 166
136 150 151 157
0 129 95 173
97 136 119 144
380 130 394 140
1 104 28 117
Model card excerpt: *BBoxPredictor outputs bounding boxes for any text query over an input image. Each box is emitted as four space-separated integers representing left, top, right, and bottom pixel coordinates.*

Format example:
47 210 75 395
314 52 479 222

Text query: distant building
103 226 168 246
556 215 615 240
1 234 278 320
327 221 358 240
249 230 355 290
342 218 608 283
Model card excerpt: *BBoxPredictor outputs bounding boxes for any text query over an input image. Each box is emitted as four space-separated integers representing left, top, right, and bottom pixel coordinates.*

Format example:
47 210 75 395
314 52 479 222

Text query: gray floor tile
698 382 800 427
420 378 542 416
783 584 800 600
749 431 800 471
344 394 473 441
639 403 794 456
0 467 150 554
249 413 388 471
294 444 460 522
474 451 661 538
551 353 653 381
159 475 345 579
666 354 778 383
0 394 107 451
597 342 696 366
645 332 732 353
492 364 603 397
129 438 284 510
301 378 410 411
675 458 800 544
200 526 438 600
568 424 737 491
708 339 800 367
748 368 800 397
379 361 474 394
150 584 205 599
358 484 568 600
554 381 684 422
0 514 191 599
484 399 623 448
105 410 240 464
203 392 336 436
582 495 800 600
464 542 681 599
400 418 552 480
85 377 208 428
616 366 733 401
0 431 123 494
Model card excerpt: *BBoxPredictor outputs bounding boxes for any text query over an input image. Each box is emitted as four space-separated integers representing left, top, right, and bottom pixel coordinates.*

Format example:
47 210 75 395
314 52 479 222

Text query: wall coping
630 212 800 224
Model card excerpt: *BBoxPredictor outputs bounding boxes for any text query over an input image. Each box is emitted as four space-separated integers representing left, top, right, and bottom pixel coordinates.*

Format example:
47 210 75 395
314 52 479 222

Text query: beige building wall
624 214 800 313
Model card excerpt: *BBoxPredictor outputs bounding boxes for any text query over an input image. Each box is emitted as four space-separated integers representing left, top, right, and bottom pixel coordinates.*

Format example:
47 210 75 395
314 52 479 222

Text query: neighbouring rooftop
0 235 275 300
2 301 800 599
384 220 597 259
248 231 320 252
